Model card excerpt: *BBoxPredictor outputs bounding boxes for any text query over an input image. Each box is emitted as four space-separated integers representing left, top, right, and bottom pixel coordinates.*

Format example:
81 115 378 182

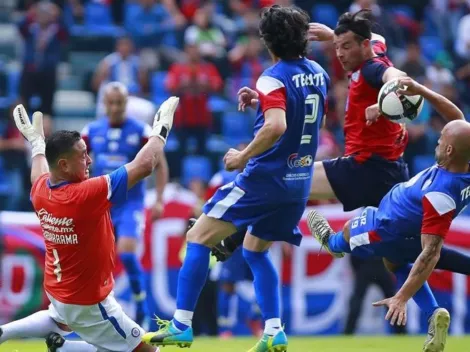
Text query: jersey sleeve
256 75 287 113
76 166 128 211
421 192 456 238
30 173 49 199
361 60 389 89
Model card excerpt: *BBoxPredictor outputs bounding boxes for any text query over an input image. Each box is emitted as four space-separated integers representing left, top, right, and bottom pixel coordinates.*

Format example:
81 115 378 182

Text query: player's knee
186 226 207 245
117 237 138 253
383 258 399 273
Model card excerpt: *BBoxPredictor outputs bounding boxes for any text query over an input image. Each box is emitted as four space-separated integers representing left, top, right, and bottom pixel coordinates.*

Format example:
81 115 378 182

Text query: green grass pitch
1 336 470 352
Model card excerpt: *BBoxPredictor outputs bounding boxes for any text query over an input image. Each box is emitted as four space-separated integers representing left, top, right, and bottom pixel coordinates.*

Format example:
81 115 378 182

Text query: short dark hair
45 130 82 167
334 10 373 42
259 5 310 60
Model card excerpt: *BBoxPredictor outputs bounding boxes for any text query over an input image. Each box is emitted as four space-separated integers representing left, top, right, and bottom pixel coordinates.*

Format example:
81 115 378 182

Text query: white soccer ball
378 79 424 123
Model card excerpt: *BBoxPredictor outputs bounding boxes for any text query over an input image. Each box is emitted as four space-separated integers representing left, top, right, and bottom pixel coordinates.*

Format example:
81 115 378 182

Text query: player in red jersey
0 97 178 352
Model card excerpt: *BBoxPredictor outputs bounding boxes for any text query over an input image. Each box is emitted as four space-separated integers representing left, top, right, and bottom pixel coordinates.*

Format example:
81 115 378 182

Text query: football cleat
247 331 288 352
423 308 450 352
142 317 193 348
307 210 344 258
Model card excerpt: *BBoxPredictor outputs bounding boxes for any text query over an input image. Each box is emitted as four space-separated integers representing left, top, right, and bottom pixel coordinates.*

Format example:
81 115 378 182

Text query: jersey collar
47 179 71 189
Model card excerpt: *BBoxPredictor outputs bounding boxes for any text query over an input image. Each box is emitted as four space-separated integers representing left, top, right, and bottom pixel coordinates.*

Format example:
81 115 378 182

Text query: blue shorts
203 182 305 246
219 247 253 283
323 155 409 211
111 201 145 239
348 207 422 264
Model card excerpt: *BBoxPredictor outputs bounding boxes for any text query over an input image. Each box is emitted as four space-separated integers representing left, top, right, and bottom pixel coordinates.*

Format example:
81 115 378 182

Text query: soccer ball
378 79 424 123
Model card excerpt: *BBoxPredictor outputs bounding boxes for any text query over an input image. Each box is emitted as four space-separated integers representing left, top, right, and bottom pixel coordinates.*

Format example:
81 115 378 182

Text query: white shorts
47 292 144 352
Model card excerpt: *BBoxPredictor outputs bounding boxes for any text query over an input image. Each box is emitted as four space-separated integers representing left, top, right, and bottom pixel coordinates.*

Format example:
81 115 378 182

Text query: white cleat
423 308 450 352
307 210 344 258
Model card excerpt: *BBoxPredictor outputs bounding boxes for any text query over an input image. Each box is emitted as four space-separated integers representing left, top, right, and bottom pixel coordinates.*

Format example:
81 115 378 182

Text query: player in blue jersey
143 5 329 351
308 78 470 352
81 82 169 327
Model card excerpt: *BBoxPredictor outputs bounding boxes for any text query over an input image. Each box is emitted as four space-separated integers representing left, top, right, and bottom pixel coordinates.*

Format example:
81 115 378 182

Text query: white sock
58 340 97 352
173 309 194 328
264 318 282 336
0 310 66 342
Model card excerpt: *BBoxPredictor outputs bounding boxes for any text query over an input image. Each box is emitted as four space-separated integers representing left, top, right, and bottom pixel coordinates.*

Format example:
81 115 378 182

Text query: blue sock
328 232 351 253
218 288 233 333
395 264 439 321
436 247 470 275
174 242 211 330
243 248 279 321
119 252 146 299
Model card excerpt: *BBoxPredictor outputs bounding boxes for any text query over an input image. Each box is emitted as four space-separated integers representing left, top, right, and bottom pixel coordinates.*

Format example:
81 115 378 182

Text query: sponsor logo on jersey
292 73 325 88
287 153 313 168
461 185 470 202
37 209 79 245
131 327 141 337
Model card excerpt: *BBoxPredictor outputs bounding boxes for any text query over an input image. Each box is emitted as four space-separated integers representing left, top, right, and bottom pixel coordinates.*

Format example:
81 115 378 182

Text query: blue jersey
236 58 330 201
81 117 151 204
376 165 470 240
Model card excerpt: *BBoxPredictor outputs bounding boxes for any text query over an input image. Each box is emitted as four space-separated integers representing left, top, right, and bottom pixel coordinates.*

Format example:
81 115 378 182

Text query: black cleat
45 332 65 352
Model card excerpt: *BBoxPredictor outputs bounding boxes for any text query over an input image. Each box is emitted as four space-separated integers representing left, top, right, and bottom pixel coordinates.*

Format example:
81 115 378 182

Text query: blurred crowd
0 0 470 211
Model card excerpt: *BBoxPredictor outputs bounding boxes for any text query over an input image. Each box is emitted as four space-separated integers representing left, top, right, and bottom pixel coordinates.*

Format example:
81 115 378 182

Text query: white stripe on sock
174 309 194 328
264 318 282 336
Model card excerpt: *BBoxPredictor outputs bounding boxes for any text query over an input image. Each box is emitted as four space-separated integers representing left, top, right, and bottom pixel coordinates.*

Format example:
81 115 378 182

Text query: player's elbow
265 119 286 139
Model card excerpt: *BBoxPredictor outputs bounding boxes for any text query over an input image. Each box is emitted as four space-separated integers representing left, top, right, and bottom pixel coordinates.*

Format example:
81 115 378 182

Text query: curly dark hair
334 10 373 42
259 5 310 60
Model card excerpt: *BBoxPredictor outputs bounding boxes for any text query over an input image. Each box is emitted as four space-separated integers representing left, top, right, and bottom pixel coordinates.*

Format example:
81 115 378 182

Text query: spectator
93 36 153 120
399 41 426 82
126 0 184 71
18 1 68 119
228 32 266 100
93 36 148 96
0 107 28 210
455 3 470 60
184 6 229 77
166 43 223 154
425 51 455 95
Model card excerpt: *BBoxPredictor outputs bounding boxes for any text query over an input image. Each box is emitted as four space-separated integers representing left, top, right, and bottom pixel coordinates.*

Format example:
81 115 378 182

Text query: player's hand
373 296 408 326
151 200 164 221
308 23 334 42
151 96 179 144
396 77 424 96
238 87 259 112
13 104 46 158
224 148 248 172
365 103 381 126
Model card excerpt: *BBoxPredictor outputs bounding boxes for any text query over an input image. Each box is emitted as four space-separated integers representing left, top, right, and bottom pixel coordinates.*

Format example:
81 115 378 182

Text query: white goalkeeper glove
13 104 45 158
151 96 179 144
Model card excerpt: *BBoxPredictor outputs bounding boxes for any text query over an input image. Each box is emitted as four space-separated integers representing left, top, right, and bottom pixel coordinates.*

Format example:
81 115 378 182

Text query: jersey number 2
301 94 320 145
52 248 62 282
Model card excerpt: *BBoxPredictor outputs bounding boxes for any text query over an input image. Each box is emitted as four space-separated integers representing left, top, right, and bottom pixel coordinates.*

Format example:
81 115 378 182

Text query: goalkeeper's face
62 139 92 182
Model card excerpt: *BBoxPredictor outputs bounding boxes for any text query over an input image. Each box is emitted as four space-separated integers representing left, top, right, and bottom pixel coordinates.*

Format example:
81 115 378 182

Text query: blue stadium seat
419 36 443 62
124 2 141 27
222 112 252 146
311 4 338 29
208 96 231 113
388 5 415 18
84 3 113 26
412 155 435 174
182 155 213 186
8 70 19 100
151 71 170 106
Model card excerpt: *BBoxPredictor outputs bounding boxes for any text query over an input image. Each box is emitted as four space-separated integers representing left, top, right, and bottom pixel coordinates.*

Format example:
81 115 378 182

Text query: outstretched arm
394 234 443 301
125 97 178 189
12 105 48 184
396 77 464 121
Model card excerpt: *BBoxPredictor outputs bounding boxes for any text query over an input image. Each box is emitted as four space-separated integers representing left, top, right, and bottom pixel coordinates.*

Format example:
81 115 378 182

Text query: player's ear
57 158 69 173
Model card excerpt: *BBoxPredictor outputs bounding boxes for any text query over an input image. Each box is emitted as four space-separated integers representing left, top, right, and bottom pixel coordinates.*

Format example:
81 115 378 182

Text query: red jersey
344 40 407 161
30 167 128 305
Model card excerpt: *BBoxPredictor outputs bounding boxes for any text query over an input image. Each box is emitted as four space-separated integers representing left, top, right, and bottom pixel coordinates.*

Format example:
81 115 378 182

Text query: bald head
103 82 128 124
436 120 470 171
